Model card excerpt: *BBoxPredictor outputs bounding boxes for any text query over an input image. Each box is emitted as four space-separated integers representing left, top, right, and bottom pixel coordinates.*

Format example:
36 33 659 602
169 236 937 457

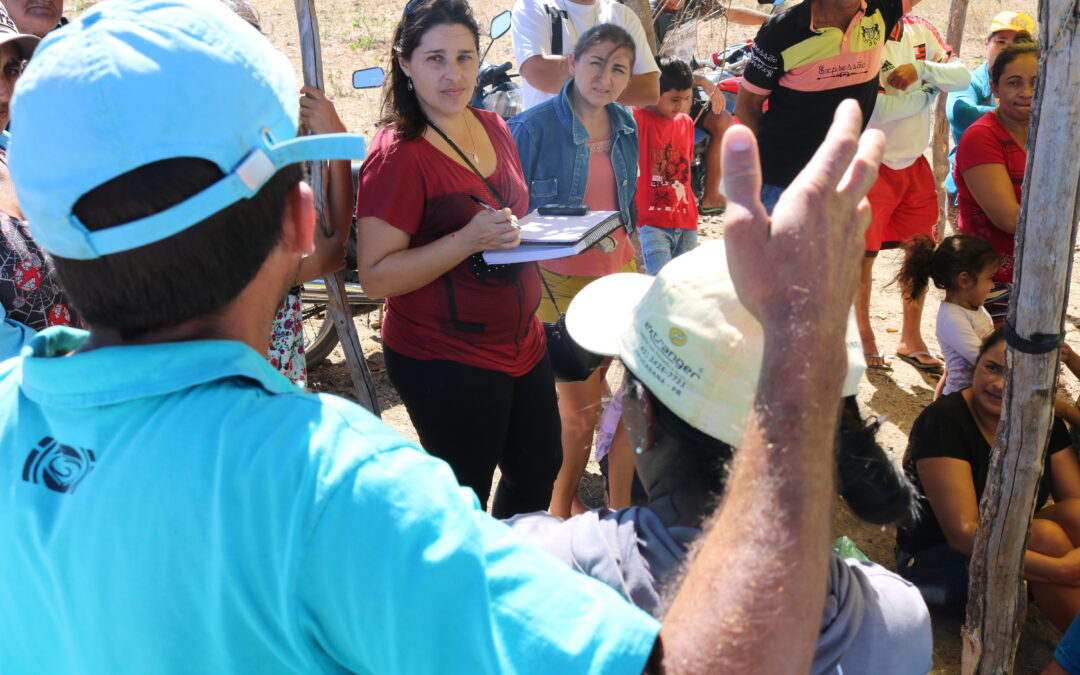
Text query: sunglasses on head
402 0 425 18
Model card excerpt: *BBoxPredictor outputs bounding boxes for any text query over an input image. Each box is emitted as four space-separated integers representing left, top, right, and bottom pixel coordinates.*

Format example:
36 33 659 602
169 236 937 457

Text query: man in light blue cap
0 0 889 671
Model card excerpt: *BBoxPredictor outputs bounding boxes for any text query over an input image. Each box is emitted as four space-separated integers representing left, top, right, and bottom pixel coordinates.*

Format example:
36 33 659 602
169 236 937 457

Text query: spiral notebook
482 210 623 264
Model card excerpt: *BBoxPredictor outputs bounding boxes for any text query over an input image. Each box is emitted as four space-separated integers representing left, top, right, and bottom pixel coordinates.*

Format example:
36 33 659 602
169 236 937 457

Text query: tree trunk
961 1 1080 671
929 0 969 239
295 0 381 415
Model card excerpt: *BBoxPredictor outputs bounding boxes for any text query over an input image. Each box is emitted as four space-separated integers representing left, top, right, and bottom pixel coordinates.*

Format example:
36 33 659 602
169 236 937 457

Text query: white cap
566 240 864 446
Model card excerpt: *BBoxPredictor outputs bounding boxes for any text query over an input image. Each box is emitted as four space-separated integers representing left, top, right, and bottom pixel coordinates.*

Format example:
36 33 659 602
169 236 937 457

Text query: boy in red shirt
633 58 698 275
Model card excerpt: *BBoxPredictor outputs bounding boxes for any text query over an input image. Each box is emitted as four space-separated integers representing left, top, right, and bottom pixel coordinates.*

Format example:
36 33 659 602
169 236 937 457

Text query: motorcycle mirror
489 11 511 40
352 67 386 89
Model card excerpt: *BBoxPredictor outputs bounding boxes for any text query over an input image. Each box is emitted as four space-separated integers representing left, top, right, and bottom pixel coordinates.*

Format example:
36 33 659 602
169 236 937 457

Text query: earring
407 77 413 91
634 446 644 455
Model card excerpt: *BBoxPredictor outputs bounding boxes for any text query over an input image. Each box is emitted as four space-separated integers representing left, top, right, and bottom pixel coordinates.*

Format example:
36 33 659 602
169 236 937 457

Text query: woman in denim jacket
509 23 640 518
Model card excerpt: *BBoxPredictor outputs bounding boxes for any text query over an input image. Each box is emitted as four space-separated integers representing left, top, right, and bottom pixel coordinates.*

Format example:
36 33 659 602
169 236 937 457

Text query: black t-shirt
742 0 907 187
896 392 1073 554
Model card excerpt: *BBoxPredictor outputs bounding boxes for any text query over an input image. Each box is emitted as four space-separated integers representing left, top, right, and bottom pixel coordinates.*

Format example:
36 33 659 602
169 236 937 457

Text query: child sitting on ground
897 234 997 397
632 58 698 275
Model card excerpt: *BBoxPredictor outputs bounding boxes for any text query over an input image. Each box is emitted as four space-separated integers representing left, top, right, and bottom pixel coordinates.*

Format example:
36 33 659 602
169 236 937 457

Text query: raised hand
721 99 884 336
299 85 347 135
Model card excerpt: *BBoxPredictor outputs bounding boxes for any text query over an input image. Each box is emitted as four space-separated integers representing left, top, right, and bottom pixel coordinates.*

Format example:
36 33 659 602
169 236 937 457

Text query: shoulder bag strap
426 119 507 209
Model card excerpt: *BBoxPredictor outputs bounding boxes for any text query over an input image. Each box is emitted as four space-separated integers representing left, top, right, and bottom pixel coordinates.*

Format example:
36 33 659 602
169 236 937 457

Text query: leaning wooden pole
929 0 969 239
961 1 1080 671
295 0 381 415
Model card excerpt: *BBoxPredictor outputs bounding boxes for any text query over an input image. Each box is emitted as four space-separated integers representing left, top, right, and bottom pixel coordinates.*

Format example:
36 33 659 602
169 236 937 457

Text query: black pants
385 346 562 519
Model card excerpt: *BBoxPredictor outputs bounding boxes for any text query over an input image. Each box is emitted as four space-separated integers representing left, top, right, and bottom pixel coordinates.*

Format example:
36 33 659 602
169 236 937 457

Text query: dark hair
381 0 480 141
977 325 1007 363
624 372 733 493
895 234 998 300
990 32 1037 84
219 0 261 30
53 159 302 339
572 23 636 63
658 57 693 94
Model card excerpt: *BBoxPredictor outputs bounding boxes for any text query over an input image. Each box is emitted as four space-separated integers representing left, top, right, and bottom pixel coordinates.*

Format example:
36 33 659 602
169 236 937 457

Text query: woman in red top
355 0 559 517
954 35 1036 325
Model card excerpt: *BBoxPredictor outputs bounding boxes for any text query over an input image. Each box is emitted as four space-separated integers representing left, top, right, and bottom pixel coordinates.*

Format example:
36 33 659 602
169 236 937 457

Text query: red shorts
864 156 938 253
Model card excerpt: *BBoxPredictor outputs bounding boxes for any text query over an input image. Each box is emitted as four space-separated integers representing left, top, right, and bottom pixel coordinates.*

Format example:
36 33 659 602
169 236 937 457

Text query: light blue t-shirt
0 328 659 674
944 61 993 194
0 304 34 361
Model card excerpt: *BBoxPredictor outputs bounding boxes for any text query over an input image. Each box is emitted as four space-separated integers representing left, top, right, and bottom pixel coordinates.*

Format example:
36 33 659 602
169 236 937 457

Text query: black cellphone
538 204 590 216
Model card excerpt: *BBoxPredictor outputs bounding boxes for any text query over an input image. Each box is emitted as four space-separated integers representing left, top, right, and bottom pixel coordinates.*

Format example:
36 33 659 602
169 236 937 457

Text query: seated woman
509 24 640 519
355 0 559 517
953 35 1036 325
897 327 1080 631
506 243 930 674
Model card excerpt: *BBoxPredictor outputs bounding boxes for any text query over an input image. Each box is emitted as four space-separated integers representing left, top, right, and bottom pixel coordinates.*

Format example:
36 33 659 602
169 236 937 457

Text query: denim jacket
508 80 638 231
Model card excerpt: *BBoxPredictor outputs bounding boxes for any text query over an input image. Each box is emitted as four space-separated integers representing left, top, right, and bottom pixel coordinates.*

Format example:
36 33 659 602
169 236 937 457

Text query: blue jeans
895 542 969 611
637 225 698 275
760 183 785 215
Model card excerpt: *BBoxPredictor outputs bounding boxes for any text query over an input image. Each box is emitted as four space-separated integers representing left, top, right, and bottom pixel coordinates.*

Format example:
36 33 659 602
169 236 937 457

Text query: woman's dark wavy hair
895 234 998 301
990 31 1037 84
381 0 480 141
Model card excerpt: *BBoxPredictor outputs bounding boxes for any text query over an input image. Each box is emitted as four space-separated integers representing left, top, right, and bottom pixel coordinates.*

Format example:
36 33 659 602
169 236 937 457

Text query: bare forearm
727 6 769 25
520 55 570 95
358 229 471 299
659 336 845 673
617 72 659 107
734 98 762 136
297 160 354 284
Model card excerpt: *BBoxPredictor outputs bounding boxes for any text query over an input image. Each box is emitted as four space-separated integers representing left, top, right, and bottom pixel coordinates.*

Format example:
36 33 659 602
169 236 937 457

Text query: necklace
439 112 480 164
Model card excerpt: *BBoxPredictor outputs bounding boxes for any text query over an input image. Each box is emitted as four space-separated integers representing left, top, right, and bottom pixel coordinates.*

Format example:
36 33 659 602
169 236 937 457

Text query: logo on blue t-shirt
22 437 97 494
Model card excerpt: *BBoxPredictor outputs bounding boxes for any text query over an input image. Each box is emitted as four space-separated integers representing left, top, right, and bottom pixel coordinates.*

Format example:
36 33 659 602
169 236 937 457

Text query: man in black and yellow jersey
735 0 918 211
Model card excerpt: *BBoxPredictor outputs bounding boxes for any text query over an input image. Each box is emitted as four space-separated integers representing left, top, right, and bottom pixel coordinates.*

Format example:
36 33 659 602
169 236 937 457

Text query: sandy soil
253 0 1077 670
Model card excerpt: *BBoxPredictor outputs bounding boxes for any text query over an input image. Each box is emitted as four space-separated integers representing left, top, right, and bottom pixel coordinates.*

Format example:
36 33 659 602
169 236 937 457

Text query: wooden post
961 0 1080 671
929 0 969 239
295 0 381 415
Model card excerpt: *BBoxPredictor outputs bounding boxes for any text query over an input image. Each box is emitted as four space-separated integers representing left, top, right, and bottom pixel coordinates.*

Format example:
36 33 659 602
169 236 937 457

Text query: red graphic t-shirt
355 109 545 377
954 111 1024 284
632 108 697 230
0 209 79 331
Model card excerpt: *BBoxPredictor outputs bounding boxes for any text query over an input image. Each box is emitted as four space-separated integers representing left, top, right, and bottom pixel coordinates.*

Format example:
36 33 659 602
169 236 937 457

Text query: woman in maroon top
954 36 1035 325
355 0 559 517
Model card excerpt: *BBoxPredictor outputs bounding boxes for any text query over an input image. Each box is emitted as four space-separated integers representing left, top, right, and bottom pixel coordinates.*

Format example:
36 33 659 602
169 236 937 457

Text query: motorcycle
470 11 523 120
688 41 753 201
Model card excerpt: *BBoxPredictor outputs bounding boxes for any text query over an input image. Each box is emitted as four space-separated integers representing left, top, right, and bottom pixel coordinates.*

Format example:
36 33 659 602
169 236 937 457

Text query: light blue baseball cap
8 0 365 260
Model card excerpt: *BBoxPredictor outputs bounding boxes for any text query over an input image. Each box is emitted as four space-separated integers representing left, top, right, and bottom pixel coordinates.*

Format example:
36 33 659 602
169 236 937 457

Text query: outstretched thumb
719 124 768 251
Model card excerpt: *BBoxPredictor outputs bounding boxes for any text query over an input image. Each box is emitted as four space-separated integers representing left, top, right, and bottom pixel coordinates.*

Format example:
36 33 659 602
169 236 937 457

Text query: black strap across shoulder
427 119 507 209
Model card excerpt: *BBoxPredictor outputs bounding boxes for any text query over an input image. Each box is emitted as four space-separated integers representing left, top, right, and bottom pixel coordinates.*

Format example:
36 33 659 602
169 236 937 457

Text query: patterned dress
267 285 306 388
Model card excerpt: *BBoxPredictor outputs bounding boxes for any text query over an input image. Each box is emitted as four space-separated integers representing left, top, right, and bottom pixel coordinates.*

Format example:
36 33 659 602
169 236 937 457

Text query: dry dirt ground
249 0 1078 670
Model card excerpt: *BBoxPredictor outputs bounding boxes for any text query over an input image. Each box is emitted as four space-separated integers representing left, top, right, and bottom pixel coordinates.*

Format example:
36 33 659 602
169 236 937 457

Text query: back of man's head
8 0 362 338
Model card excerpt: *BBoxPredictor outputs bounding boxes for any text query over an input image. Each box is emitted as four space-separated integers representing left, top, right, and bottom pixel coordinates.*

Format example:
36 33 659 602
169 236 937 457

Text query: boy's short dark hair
658 57 693 94
53 159 302 339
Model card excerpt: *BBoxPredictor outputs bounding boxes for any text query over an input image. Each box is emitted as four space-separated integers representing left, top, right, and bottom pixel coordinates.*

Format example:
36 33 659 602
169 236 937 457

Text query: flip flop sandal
895 351 943 372
864 353 892 371
699 205 726 215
